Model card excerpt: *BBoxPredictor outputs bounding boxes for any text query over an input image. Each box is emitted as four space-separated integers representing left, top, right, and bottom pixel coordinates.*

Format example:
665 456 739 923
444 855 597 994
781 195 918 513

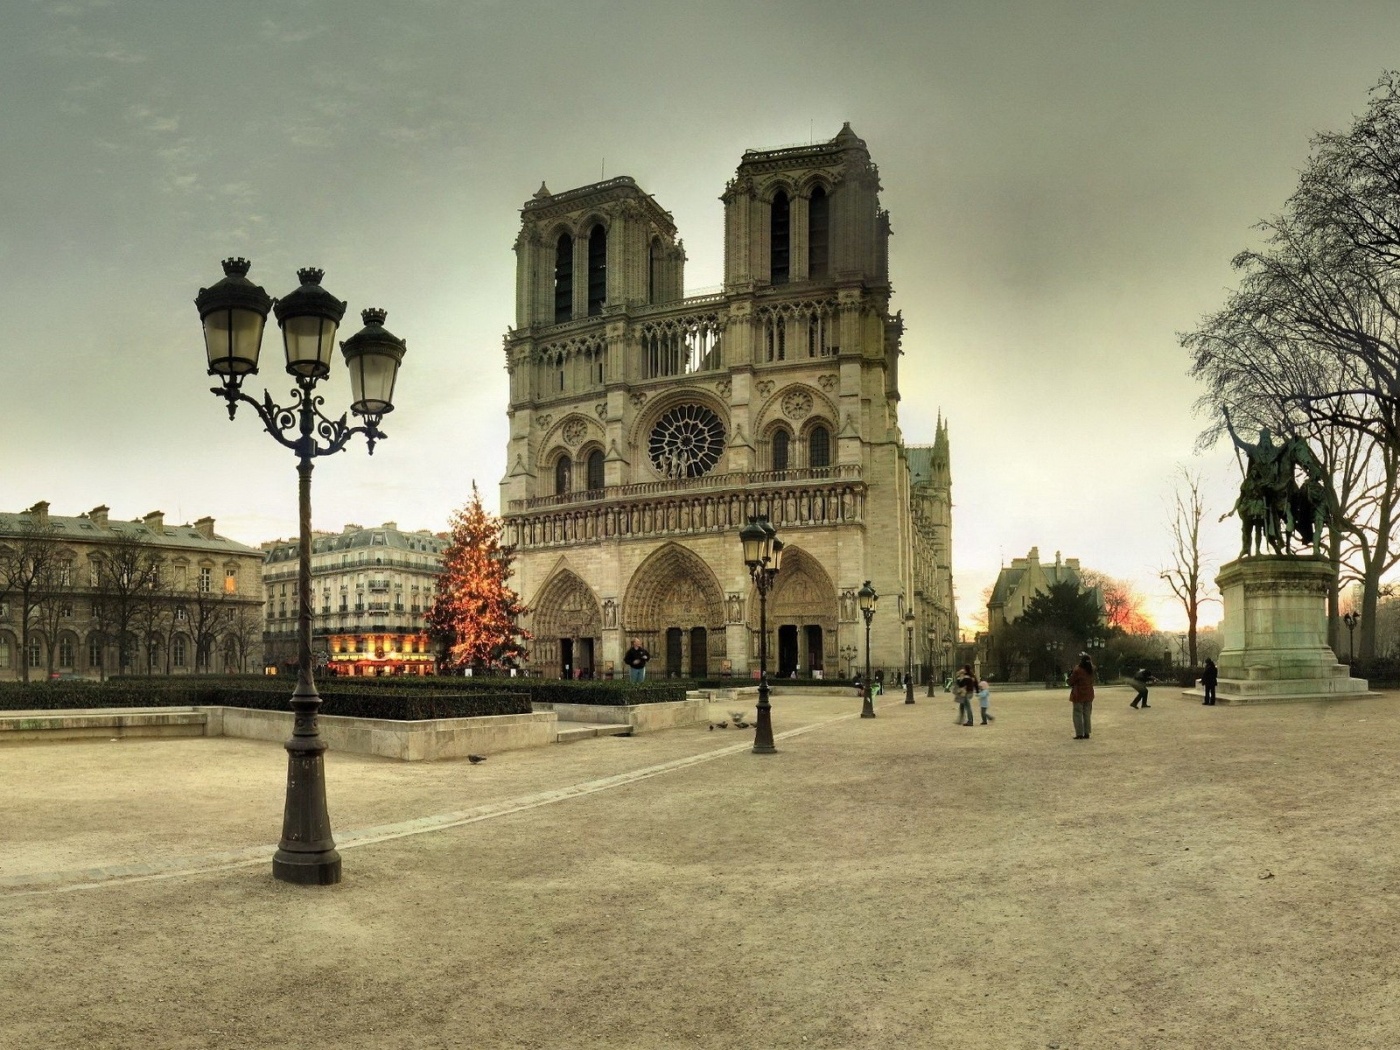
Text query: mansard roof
263 523 447 565
0 510 260 556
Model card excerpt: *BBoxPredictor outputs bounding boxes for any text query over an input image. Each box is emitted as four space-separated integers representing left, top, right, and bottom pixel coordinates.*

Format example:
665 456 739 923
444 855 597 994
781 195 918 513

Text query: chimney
88 505 109 528
26 501 49 527
382 521 397 531
144 510 165 532
193 516 216 540
1028 546 1040 563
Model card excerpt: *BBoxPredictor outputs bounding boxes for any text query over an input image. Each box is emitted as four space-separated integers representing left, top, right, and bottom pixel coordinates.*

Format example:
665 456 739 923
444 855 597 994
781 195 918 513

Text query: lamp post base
272 848 343 885
753 679 777 753
860 686 876 718
905 678 916 704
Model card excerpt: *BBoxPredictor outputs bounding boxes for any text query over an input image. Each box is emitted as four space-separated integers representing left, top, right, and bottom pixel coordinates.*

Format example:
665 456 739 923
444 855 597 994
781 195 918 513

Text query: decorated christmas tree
427 483 529 671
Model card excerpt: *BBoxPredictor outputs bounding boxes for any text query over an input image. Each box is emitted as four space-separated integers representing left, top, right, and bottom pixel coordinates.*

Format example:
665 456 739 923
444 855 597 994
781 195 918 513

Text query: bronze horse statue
1227 434 1337 557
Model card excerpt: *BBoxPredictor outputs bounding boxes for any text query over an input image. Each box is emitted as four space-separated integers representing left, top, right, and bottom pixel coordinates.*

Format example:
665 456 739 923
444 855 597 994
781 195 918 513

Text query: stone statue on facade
1222 409 1337 558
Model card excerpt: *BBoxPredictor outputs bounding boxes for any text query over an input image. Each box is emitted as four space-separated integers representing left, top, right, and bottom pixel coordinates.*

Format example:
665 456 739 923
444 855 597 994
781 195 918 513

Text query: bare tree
1159 468 1216 668
90 535 165 676
1183 74 1400 659
33 547 78 678
0 521 61 682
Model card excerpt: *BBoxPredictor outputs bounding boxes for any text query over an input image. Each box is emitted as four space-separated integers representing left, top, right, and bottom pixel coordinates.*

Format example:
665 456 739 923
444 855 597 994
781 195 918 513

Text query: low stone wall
0 707 208 744
545 698 708 733
210 707 558 761
0 701 704 759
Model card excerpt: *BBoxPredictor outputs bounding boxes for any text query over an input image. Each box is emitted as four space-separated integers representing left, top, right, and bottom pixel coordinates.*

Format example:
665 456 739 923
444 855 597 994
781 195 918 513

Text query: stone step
555 720 632 743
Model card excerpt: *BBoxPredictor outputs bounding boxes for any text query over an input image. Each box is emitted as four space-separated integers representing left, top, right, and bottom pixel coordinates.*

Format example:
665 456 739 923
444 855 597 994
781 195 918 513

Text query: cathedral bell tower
498 127 950 684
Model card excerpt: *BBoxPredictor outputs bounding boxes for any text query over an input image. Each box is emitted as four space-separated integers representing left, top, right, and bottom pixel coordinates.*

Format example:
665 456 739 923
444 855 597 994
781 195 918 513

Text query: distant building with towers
498 125 956 679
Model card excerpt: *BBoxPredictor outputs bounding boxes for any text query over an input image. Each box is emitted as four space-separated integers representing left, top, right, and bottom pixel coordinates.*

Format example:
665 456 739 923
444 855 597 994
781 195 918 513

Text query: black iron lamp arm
212 375 386 457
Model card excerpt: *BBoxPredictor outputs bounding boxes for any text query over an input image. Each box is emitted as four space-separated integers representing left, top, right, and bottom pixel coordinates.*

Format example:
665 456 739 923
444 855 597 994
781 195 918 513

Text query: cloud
258 19 328 46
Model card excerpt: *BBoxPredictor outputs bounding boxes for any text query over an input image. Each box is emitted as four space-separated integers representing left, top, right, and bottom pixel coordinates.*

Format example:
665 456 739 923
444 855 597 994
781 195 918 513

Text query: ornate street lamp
903 609 916 704
858 580 878 718
196 258 407 886
840 643 858 679
740 514 783 753
1343 610 1360 665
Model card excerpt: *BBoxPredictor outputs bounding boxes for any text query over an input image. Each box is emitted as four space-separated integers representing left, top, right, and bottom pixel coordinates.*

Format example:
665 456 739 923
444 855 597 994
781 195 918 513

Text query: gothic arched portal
532 569 602 679
748 545 838 677
622 543 726 677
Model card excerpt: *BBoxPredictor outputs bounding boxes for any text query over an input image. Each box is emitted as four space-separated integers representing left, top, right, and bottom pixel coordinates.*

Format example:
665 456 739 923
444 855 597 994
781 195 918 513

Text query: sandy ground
3 685 1400 1049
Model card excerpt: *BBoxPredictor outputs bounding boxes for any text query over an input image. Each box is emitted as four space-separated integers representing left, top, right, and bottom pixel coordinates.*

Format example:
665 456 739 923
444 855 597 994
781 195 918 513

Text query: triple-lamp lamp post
739 514 784 754
1343 610 1360 665
196 257 407 886
858 580 878 718
903 609 916 704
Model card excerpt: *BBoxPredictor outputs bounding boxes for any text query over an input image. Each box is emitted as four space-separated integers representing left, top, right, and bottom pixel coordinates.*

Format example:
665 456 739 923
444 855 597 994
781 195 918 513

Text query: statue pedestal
1191 556 1369 703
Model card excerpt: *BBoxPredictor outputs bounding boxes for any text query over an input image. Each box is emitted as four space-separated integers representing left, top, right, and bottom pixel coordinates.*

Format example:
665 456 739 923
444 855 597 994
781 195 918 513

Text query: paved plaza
3 686 1399 1049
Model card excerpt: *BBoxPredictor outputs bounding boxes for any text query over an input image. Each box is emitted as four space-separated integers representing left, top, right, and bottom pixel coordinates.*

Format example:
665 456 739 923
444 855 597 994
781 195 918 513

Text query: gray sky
5 0 1398 633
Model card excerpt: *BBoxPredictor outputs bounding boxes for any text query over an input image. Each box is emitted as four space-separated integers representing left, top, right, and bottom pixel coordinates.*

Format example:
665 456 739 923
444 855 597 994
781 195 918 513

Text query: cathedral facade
499 125 957 679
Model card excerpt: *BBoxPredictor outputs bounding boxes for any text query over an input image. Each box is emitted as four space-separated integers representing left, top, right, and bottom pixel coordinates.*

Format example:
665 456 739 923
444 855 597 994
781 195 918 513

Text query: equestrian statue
1222 408 1338 558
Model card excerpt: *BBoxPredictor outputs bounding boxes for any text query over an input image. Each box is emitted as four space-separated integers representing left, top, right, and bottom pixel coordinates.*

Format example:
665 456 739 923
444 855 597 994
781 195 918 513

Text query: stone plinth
1197 556 1370 703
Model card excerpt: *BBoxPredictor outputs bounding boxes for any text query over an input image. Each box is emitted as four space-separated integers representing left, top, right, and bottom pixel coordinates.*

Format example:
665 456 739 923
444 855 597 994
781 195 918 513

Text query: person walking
954 664 977 727
1201 658 1218 706
623 637 651 683
1069 652 1095 739
1129 667 1157 709
977 679 994 725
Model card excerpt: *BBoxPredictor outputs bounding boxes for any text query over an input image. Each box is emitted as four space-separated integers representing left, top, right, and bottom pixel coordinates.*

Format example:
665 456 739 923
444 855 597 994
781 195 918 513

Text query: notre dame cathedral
499 125 957 680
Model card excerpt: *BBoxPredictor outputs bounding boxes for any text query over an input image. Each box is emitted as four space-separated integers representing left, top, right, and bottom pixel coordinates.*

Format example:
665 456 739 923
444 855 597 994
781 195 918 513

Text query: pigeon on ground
467 754 486 764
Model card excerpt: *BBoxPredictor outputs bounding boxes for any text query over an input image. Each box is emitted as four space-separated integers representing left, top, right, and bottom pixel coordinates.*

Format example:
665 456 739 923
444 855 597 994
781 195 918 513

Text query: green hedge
0 678 530 721
0 673 687 712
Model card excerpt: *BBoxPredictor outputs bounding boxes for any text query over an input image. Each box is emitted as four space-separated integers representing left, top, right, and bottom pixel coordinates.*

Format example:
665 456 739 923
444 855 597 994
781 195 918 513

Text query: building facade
500 126 956 679
0 502 265 680
261 522 446 676
982 546 1097 678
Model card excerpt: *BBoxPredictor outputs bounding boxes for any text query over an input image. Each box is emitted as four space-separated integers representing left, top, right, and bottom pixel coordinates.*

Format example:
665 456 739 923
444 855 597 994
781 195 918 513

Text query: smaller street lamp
1343 610 1360 665
840 643 858 679
903 609 916 704
858 580 878 718
740 514 784 754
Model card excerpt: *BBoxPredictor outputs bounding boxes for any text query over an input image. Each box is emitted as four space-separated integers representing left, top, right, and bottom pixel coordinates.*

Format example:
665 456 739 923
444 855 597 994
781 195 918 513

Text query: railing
506 478 868 551
508 464 861 512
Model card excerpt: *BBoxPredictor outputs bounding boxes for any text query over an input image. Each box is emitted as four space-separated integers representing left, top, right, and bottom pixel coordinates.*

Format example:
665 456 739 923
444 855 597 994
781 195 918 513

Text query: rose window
648 404 726 479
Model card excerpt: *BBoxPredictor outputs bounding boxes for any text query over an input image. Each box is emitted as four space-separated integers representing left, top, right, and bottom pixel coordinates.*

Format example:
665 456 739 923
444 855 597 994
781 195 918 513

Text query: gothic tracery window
771 190 790 285
808 186 829 279
772 429 790 472
554 233 573 324
809 425 831 469
586 449 605 491
587 224 607 316
648 404 726 480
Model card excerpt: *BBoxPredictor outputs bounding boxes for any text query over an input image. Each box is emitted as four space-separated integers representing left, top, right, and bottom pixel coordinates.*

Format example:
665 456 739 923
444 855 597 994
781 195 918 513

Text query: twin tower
499 125 956 682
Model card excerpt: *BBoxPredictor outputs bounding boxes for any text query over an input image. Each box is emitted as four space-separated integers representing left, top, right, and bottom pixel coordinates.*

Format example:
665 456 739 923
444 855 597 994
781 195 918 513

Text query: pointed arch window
587 224 607 316
554 233 573 324
770 191 790 285
555 456 572 495
808 186 829 279
586 449 605 491
772 429 790 472
649 238 663 304
809 425 831 469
